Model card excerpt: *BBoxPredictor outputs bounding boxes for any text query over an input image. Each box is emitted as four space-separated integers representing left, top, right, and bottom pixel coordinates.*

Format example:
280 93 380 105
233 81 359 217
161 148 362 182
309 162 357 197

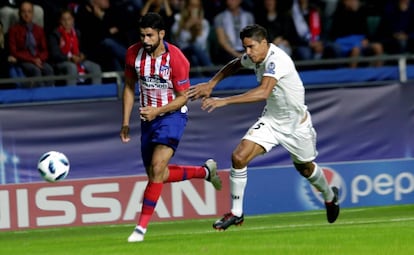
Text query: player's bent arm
222 76 276 105
122 77 137 127
156 89 189 116
189 58 242 100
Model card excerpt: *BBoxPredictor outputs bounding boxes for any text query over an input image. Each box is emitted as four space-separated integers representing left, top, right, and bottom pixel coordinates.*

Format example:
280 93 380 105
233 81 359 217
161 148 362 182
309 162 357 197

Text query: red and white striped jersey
125 41 190 107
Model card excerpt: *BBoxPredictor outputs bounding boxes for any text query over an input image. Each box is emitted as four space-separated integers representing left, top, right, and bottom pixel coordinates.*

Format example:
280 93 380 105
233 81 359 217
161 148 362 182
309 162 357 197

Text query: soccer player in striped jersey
189 24 340 231
120 12 222 242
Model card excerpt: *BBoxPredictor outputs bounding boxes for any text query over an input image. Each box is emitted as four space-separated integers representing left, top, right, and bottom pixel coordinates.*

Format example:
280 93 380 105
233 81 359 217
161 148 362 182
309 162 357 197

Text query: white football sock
230 167 247 217
307 163 334 202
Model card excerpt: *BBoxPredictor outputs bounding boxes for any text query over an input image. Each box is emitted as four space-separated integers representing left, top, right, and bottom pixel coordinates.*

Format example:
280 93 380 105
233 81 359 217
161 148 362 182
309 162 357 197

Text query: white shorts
242 112 318 163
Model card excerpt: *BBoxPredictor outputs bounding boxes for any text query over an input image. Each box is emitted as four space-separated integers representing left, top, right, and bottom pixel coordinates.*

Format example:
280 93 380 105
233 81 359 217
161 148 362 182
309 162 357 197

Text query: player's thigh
284 116 317 163
232 139 266 167
152 144 174 166
141 112 187 167
242 117 279 153
152 112 187 149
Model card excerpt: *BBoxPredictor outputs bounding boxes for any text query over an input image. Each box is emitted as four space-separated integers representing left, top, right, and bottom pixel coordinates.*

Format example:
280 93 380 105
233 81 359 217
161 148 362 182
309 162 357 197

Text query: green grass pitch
1 204 413 255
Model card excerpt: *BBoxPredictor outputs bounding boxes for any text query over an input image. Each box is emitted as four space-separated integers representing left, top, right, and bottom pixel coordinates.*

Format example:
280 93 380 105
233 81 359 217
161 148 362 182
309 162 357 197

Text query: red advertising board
0 172 230 231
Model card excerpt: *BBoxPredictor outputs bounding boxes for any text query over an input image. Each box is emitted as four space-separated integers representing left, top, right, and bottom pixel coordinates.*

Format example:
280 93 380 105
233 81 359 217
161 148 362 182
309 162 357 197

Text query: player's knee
294 162 314 178
231 151 248 169
148 162 167 182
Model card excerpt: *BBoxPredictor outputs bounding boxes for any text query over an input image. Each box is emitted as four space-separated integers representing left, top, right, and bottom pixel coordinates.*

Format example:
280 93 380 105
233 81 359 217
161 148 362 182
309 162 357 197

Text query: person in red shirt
48 9 102 86
8 1 53 87
120 12 222 243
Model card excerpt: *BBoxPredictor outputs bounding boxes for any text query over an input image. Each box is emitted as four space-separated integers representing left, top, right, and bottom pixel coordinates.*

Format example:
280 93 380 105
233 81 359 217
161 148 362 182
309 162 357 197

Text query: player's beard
143 38 161 54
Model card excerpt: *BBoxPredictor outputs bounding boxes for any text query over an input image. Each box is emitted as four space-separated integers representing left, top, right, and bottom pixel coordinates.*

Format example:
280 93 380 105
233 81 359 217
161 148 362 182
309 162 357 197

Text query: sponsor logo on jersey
140 76 169 89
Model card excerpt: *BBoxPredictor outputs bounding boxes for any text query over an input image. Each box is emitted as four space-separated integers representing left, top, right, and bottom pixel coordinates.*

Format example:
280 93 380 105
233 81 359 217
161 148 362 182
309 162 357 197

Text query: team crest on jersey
160 65 170 77
265 62 276 75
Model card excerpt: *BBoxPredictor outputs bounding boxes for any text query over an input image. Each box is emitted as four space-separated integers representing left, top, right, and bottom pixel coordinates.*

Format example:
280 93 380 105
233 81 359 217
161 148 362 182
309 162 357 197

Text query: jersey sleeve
124 43 139 80
169 45 190 91
264 47 292 81
263 60 279 80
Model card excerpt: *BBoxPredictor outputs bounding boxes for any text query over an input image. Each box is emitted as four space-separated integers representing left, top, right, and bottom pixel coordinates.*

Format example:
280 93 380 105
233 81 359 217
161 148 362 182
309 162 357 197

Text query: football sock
230 167 247 217
138 181 163 229
307 163 334 202
165 164 207 182
135 225 147 234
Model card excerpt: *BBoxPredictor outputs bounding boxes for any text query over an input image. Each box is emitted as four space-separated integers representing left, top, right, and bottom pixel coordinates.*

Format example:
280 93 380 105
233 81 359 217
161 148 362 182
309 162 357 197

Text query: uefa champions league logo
299 166 346 209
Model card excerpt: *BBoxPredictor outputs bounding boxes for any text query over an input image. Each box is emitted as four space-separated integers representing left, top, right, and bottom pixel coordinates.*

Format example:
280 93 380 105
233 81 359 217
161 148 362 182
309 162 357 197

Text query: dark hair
139 12 165 31
19 1 34 10
60 8 74 18
240 24 268 42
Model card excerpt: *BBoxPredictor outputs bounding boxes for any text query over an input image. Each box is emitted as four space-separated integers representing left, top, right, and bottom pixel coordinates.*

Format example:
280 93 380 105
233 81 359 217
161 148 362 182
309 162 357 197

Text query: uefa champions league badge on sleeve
265 62 276 75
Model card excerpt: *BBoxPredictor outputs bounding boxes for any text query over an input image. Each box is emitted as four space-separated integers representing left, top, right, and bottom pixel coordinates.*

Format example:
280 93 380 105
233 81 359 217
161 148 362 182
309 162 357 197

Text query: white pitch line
129 216 414 238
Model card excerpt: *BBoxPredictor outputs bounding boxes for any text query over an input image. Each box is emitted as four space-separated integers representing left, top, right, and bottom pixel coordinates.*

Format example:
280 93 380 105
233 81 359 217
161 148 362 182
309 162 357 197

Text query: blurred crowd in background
1 0 413 88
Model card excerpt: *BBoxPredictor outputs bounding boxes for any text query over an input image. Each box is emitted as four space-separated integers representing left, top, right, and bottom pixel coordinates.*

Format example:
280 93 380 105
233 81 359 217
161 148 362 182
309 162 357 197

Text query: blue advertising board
245 159 414 215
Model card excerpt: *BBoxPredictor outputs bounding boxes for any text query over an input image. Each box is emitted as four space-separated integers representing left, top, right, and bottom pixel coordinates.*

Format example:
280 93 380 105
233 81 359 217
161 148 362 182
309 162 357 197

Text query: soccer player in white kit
189 24 340 230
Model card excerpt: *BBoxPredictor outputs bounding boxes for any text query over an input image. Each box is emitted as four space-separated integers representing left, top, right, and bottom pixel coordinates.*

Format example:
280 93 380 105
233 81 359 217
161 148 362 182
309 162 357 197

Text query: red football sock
138 182 163 229
165 164 207 183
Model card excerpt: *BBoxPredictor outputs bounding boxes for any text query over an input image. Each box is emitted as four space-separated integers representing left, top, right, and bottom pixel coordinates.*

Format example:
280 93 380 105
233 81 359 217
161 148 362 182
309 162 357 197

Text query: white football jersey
240 43 308 134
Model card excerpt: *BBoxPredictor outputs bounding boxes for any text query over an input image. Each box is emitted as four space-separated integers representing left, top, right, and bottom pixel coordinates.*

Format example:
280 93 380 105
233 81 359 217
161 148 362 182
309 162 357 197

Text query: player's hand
201 97 226 113
139 106 159 122
120 125 130 143
188 82 213 101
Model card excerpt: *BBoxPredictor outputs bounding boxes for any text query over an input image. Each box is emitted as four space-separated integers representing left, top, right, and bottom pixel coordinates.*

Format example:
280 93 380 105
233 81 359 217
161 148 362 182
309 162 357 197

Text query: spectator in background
8 1 54 87
110 0 143 14
202 0 224 25
0 21 9 79
49 9 102 86
0 20 25 88
140 0 175 41
0 0 44 33
30 0 78 35
75 0 127 71
169 0 184 13
320 0 339 19
376 0 414 54
213 0 255 64
255 0 293 56
329 0 383 68
0 21 11 81
289 0 339 60
171 0 213 74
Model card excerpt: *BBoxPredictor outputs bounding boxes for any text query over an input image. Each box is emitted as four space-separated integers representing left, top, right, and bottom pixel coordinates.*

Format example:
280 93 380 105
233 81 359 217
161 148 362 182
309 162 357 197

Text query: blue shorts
140 111 188 167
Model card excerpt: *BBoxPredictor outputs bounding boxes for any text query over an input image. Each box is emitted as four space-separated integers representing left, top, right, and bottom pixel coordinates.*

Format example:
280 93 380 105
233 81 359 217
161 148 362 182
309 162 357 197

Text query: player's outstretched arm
188 81 214 100
201 76 276 113
188 58 242 100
